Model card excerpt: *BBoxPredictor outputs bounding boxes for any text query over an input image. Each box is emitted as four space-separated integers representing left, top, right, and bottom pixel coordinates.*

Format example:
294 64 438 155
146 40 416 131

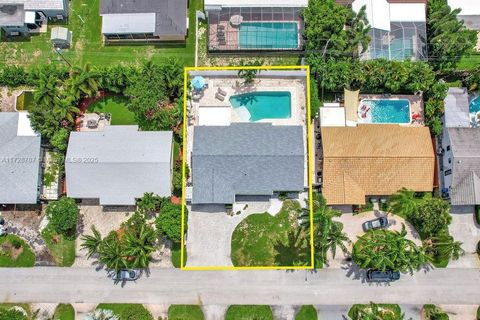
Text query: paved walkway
317 305 349 320
1 267 480 305
440 304 479 320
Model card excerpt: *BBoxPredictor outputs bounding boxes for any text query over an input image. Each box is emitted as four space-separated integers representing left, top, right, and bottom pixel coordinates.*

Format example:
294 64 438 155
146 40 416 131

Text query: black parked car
366 269 400 282
362 217 388 232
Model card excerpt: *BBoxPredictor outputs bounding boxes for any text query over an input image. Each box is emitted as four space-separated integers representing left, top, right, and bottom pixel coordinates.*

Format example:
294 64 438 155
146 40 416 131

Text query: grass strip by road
41 227 76 267
168 305 204 320
97 304 153 320
54 304 75 320
295 305 318 320
0 234 35 267
225 305 273 320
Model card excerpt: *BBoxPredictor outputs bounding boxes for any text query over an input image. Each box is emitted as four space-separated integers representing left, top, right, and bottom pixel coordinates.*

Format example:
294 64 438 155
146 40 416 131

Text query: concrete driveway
186 201 272 267
447 206 480 268
327 211 421 268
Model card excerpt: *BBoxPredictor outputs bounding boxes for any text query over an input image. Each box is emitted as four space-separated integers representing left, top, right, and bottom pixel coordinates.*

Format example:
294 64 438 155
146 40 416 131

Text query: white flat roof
320 107 346 127
205 0 307 8
17 112 38 136
198 106 231 126
390 3 426 22
24 11 35 24
101 13 156 34
448 0 480 16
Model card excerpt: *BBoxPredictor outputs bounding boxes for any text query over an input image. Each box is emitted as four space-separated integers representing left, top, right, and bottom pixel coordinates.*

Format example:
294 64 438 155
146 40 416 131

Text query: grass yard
171 242 187 268
41 228 76 267
0 234 35 267
231 200 309 267
295 305 318 320
54 304 75 320
168 305 204 320
349 304 403 320
87 96 136 125
458 53 480 70
97 304 153 320
0 0 203 67
225 305 273 320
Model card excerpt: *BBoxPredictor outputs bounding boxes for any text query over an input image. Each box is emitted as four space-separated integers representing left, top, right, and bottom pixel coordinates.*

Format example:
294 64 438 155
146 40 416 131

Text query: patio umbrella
191 76 206 90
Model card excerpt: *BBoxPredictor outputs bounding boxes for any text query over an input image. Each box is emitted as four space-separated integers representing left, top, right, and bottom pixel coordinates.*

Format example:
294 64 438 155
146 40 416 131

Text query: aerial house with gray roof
0 113 42 204
100 0 188 43
65 126 173 206
191 123 305 204
0 0 68 36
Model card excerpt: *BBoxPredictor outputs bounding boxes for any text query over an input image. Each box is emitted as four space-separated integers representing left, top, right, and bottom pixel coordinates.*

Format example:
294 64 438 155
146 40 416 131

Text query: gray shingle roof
100 0 187 36
0 113 41 204
192 123 304 204
0 0 64 11
447 127 480 205
66 126 173 206
444 87 470 128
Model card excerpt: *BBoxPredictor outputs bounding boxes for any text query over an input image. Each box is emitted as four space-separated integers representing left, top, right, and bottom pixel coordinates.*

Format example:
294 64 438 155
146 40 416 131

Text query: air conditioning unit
56 15 63 20
10 31 20 36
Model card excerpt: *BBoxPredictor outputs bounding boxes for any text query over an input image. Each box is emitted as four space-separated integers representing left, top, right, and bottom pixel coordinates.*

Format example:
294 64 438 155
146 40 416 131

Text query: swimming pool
470 96 480 114
359 99 410 124
238 22 299 50
229 91 291 122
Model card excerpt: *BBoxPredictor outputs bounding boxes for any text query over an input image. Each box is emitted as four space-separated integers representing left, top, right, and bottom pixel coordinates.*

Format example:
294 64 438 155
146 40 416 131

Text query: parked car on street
362 217 388 232
112 269 140 281
366 269 400 282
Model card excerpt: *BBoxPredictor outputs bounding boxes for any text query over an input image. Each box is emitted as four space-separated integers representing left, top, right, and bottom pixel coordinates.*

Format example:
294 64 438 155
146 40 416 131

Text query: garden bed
0 234 35 267
96 304 153 320
348 304 403 320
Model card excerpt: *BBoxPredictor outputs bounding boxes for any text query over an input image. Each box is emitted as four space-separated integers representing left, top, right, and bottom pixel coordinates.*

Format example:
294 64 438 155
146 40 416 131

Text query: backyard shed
50 26 72 48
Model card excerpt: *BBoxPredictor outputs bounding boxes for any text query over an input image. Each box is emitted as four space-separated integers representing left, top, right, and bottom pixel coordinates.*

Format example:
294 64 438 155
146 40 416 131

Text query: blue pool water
470 96 480 113
229 91 291 122
238 22 299 49
361 99 410 123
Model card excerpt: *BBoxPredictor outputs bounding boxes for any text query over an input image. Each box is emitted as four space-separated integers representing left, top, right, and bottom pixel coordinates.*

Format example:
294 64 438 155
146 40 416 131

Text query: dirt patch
0 242 23 260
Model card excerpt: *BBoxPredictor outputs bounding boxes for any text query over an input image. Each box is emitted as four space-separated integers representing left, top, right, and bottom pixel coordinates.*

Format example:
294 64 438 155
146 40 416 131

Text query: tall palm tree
123 225 156 269
34 73 59 107
81 226 103 259
428 234 464 261
98 233 126 271
274 229 309 266
53 96 80 124
388 188 417 218
346 5 371 58
68 64 100 100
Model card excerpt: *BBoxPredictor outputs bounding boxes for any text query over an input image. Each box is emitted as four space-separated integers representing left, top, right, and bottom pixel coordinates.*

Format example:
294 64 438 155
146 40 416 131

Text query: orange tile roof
321 125 435 205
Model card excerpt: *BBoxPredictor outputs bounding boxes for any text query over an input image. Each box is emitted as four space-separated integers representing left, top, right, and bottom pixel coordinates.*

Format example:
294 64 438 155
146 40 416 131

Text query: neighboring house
100 0 188 42
339 0 428 61
321 124 435 205
66 126 173 206
0 112 41 204
205 0 307 52
441 87 480 206
0 0 68 36
191 123 304 204
448 0 480 30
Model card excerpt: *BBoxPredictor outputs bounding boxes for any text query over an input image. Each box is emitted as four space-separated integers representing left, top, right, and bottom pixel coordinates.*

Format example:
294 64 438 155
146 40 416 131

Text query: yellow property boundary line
181 65 314 271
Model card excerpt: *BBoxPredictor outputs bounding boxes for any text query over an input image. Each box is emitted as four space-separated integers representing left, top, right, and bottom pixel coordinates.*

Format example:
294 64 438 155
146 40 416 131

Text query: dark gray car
362 217 388 232
366 269 400 282
112 269 140 281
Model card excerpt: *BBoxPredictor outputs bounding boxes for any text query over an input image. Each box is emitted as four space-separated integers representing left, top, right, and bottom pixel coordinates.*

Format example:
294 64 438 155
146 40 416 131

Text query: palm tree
53 96 80 124
34 73 59 107
98 232 126 271
123 225 156 269
346 5 371 58
68 64 100 100
273 229 309 266
81 226 103 259
351 302 405 320
388 188 417 218
427 234 464 261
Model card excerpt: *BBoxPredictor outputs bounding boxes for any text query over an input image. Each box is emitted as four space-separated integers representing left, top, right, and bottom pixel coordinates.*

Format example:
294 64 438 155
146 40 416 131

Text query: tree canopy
46 197 79 239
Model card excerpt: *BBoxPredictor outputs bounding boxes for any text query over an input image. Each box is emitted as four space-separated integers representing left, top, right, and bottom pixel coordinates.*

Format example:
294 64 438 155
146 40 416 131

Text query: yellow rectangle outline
181 65 314 271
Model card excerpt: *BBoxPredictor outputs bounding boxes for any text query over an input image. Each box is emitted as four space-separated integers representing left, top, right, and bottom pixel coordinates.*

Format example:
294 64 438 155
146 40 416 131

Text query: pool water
361 99 410 123
229 91 291 122
470 96 480 114
238 22 299 49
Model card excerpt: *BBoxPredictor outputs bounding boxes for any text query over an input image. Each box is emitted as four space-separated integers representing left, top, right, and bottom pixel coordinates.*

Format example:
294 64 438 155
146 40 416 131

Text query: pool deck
186 75 309 188
356 94 424 126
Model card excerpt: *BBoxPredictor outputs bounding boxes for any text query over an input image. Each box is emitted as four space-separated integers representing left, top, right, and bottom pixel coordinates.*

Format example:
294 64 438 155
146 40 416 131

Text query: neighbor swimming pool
470 96 480 114
360 99 410 124
238 22 299 50
230 91 291 122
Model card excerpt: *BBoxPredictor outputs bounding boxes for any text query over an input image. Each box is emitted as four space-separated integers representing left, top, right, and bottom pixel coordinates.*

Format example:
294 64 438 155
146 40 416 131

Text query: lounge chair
217 87 227 96
215 92 225 101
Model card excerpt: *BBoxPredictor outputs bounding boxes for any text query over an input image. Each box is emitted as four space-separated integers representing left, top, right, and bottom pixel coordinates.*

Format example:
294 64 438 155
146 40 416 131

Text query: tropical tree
237 59 262 85
352 225 429 272
98 232 126 271
350 303 405 320
427 0 477 74
137 192 165 214
425 234 464 262
155 202 186 242
81 226 103 259
345 5 371 58
68 64 100 100
123 224 156 269
408 197 451 239
273 229 309 266
45 197 79 239
34 73 59 107
423 304 449 320
53 95 80 124
388 188 417 218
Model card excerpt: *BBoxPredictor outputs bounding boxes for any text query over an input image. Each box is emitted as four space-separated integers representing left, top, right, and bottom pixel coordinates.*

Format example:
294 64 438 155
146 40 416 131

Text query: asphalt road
1 267 479 305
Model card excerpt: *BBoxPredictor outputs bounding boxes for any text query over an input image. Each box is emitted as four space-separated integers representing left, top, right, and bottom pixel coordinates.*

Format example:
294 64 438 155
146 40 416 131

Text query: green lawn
295 305 318 320
0 0 203 67
458 53 480 70
231 200 308 267
87 96 136 125
423 304 449 320
0 234 35 267
97 304 153 320
41 228 76 267
168 305 204 320
225 305 273 320
349 304 403 320
171 242 187 268
54 304 75 320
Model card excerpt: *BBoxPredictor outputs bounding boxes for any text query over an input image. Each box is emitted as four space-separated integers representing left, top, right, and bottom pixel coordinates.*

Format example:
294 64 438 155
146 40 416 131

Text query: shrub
310 77 321 119
10 238 22 249
155 202 186 242
423 304 449 320
0 65 27 87
50 128 70 152
408 197 451 239
46 197 79 239
0 308 27 320
475 205 480 225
